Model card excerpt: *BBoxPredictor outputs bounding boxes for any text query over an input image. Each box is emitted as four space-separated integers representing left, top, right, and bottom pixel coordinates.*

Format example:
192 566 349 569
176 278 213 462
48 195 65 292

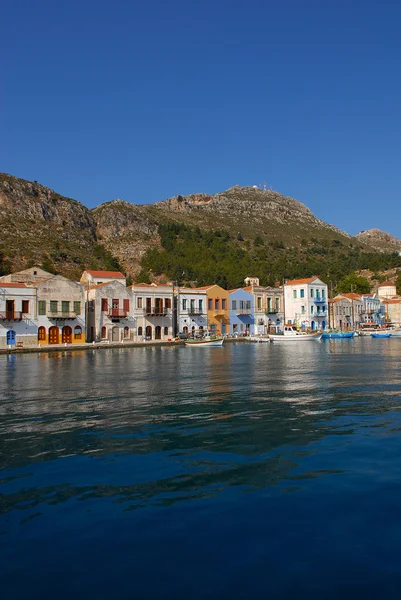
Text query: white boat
270 325 322 342
250 335 271 343
185 337 224 347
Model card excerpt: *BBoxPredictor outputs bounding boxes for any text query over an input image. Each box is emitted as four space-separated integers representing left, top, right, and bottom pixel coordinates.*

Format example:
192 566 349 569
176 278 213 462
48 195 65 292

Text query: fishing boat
321 331 355 340
185 336 224 347
249 334 271 343
270 325 322 342
371 332 392 338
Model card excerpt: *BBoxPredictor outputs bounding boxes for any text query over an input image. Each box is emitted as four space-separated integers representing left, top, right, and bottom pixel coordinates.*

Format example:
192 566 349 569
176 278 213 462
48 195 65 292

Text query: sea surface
1 339 401 599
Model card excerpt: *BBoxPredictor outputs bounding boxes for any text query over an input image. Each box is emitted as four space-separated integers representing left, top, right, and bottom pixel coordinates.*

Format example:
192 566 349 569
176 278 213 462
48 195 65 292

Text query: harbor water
2 338 401 598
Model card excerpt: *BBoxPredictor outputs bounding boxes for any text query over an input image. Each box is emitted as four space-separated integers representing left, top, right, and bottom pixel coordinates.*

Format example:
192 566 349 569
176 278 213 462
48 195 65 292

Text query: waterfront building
196 285 230 335
383 298 401 326
243 277 283 333
330 293 363 330
177 287 208 336
35 275 86 345
87 280 132 343
131 283 173 341
228 288 255 335
284 277 328 330
359 293 384 326
0 266 53 285
80 269 126 287
0 283 38 349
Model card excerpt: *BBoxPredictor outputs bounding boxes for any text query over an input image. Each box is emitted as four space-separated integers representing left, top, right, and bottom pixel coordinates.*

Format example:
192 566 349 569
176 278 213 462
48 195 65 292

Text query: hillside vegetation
1 172 401 285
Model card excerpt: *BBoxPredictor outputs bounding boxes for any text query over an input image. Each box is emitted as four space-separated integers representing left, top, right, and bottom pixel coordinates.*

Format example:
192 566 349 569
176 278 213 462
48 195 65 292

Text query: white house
131 283 174 341
177 287 208 336
0 266 53 284
87 280 133 342
284 276 328 331
0 283 38 349
378 281 397 300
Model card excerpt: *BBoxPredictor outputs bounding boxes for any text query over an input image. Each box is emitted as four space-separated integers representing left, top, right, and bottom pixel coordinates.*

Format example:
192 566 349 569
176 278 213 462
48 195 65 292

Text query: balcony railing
236 309 252 316
315 311 327 317
47 311 77 319
106 309 128 319
314 298 326 304
265 308 279 314
213 309 227 317
144 308 172 317
188 309 204 316
0 312 23 321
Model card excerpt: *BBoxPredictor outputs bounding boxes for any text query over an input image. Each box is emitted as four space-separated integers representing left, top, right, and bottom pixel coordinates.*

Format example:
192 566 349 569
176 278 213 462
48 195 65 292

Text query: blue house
228 288 255 335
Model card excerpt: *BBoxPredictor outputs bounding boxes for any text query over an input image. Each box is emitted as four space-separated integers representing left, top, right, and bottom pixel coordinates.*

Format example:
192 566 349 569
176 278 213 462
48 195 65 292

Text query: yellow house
197 285 230 335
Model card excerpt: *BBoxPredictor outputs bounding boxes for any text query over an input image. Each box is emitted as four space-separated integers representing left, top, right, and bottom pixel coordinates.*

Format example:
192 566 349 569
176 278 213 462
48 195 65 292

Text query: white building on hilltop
284 277 328 331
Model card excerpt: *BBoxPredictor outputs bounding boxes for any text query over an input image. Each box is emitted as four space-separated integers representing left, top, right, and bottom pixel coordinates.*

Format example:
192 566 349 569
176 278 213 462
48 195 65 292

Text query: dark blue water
1 339 401 599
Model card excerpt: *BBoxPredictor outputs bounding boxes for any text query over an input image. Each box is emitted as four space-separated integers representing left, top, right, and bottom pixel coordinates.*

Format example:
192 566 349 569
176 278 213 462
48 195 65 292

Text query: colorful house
80 270 126 287
196 285 230 335
87 280 133 343
228 288 255 335
35 275 86 345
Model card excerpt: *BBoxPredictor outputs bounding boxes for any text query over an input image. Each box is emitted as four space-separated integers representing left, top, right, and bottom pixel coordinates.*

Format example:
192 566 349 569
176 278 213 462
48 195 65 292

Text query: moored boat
371 333 392 338
321 331 355 340
270 325 322 342
185 337 224 347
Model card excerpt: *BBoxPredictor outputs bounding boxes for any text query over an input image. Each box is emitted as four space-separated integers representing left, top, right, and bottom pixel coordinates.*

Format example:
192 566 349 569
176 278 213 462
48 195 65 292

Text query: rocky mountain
1 172 400 281
355 228 401 254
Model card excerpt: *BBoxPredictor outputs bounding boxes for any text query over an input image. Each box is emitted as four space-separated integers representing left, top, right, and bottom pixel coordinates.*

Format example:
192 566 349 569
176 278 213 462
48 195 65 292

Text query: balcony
144 308 172 317
188 309 204 316
314 297 326 305
0 312 23 321
213 310 227 317
106 309 128 320
47 311 77 320
315 311 327 318
265 308 279 314
236 309 252 316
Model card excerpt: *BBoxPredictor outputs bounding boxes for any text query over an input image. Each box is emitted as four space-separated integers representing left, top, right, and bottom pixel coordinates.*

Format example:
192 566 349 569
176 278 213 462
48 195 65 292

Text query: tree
136 269 151 284
395 272 401 295
337 272 371 294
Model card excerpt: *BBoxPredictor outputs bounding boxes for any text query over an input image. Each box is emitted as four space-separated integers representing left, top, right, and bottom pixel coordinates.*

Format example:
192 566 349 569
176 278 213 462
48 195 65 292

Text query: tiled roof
383 298 401 304
285 277 317 285
379 281 395 287
0 282 28 288
84 270 125 278
88 282 110 290
340 293 362 300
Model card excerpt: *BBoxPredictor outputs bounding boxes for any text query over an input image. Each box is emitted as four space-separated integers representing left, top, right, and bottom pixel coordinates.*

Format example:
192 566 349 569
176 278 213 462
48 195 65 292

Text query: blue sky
2 0 401 237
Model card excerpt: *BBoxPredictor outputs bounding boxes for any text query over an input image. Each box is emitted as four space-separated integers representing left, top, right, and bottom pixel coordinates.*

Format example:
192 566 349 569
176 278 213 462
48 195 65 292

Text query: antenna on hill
264 181 267 190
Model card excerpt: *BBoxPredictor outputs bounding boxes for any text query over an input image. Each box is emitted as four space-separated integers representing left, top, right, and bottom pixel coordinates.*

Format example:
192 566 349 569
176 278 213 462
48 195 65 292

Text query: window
257 297 262 309
275 297 280 310
22 300 30 314
232 300 237 310
165 298 171 309
215 299 219 310
138 326 143 336
123 299 130 312
300 289 304 298
190 299 195 312
124 326 130 338
301 305 305 314
310 288 314 298
50 300 57 313
74 325 82 339
38 326 46 341
164 326 168 336
293 290 297 299
311 305 314 314
101 326 107 338
222 299 226 309
137 297 143 309
101 298 108 312
208 299 212 310
267 298 272 312
183 299 187 310
38 300 46 315
246 301 251 309
322 289 326 298
316 290 320 299
199 299 203 311
73 301 81 315
62 301 69 313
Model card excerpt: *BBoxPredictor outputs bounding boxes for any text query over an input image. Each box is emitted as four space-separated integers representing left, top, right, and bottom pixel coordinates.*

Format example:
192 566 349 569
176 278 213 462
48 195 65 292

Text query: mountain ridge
1 172 400 281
